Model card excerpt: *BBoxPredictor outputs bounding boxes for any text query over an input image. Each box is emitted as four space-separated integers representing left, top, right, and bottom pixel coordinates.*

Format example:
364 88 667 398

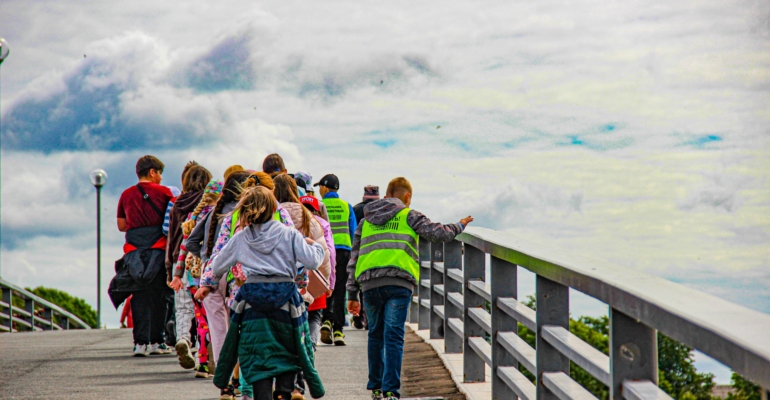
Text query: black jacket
108 226 169 308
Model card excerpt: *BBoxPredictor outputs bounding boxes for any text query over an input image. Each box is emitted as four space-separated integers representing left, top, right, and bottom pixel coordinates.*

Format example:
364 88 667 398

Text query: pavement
0 328 371 400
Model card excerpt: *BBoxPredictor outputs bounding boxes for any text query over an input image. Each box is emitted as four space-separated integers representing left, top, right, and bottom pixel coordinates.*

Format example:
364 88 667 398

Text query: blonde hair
224 165 245 180
386 177 413 202
273 174 315 237
181 192 220 236
240 172 275 192
233 186 278 231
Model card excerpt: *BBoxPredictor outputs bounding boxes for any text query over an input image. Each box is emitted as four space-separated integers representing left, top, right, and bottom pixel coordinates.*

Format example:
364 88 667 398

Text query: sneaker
320 321 333 345
149 343 172 355
291 393 305 400
219 385 235 400
333 331 346 346
133 344 148 357
195 363 212 378
353 315 364 330
231 378 241 395
383 392 399 400
175 339 196 369
371 389 384 399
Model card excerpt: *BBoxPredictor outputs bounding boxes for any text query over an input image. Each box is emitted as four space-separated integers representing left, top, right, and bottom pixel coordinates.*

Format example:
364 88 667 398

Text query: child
170 179 223 376
209 186 326 400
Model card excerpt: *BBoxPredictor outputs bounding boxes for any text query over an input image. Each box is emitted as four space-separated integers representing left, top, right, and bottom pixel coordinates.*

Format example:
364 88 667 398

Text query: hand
304 237 315 245
194 286 211 301
460 215 474 226
348 300 360 316
325 289 333 298
170 277 184 292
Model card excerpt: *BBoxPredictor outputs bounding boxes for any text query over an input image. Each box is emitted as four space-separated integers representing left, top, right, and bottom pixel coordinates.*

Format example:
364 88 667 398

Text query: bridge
2 226 770 400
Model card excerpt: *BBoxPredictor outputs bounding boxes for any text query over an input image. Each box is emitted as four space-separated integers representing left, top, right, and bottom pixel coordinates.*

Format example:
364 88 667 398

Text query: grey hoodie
346 198 464 298
210 219 325 282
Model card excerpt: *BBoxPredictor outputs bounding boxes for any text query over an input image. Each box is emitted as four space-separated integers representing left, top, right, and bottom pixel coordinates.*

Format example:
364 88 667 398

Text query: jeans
363 285 412 398
132 273 172 345
252 371 295 400
324 249 351 332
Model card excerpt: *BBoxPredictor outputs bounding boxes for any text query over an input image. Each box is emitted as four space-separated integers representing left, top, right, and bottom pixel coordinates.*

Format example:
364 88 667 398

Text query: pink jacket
314 215 336 288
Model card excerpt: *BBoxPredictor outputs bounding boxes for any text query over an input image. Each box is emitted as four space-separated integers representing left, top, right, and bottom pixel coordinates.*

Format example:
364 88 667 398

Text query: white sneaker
133 344 148 357
149 343 172 355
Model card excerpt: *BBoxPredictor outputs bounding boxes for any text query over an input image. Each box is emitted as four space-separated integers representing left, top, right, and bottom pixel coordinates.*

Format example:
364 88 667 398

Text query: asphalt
0 328 371 399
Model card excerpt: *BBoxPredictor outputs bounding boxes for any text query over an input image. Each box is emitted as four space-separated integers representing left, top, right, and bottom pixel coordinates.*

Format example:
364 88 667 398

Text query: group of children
115 153 472 400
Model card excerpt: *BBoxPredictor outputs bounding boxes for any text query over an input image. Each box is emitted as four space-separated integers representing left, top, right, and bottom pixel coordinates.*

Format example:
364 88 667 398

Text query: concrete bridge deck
0 328 372 399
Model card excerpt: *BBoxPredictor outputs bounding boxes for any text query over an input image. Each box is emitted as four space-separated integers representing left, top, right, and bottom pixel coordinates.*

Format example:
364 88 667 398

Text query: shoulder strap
136 184 166 218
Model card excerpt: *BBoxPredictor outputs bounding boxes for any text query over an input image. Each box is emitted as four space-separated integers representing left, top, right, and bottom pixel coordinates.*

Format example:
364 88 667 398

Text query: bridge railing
0 278 91 333
410 226 770 400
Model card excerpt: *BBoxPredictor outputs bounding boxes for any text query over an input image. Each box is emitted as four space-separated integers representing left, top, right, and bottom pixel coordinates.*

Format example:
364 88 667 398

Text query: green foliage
24 286 97 328
726 373 761 400
658 333 715 400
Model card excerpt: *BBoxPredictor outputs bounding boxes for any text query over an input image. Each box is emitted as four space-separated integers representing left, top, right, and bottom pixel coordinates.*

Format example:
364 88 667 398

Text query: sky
1 0 769 384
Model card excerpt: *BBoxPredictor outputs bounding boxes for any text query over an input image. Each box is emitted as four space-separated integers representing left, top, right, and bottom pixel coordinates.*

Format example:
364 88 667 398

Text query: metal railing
0 278 92 333
410 226 770 400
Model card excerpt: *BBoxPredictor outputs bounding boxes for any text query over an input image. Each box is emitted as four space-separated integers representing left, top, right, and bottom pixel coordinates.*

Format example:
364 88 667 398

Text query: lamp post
90 169 108 329
0 38 9 278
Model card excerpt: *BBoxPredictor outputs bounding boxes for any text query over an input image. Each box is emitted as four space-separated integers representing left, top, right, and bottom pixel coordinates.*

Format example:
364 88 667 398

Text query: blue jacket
323 192 357 251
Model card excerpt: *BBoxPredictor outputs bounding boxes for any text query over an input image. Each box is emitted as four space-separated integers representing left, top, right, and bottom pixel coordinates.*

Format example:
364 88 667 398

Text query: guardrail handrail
0 277 92 332
410 226 770 400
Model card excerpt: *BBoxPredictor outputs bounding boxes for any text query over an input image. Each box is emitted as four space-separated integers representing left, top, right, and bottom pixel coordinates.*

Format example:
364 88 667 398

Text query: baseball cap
300 195 320 212
313 174 339 190
294 172 313 192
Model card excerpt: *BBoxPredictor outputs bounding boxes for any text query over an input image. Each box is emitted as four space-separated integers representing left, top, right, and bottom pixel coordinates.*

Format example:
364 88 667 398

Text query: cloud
679 171 755 212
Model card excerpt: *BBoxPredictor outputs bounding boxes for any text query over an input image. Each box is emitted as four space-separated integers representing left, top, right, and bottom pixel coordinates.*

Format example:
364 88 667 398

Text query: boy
346 177 473 400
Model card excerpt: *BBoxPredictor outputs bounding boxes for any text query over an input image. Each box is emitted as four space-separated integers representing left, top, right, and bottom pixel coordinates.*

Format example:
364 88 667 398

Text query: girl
300 195 336 346
170 179 223 376
209 186 325 400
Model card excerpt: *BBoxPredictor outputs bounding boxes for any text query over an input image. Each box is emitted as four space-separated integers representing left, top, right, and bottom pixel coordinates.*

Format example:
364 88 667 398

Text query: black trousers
131 273 172 345
252 371 295 400
323 249 350 332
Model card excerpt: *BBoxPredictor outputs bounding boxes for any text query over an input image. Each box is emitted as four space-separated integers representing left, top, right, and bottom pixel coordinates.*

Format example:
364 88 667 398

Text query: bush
24 286 97 328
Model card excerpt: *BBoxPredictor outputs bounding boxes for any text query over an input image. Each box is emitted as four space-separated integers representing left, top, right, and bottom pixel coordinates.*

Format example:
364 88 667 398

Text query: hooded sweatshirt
166 190 203 278
346 197 465 299
281 202 332 284
210 219 325 282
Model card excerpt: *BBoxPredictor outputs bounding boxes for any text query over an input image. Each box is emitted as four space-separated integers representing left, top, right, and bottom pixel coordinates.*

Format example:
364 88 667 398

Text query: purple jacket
315 215 336 287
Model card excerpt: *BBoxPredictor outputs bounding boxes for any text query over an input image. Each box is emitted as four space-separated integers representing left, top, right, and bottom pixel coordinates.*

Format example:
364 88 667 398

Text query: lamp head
0 38 9 65
90 169 108 188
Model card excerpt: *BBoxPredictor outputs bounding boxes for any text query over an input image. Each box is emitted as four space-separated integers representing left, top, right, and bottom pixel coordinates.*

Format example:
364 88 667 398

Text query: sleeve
173 237 188 278
209 233 240 279
278 205 295 228
200 216 232 289
116 191 127 218
293 231 325 271
185 212 209 258
162 200 173 235
346 223 364 298
407 209 464 243
348 203 357 244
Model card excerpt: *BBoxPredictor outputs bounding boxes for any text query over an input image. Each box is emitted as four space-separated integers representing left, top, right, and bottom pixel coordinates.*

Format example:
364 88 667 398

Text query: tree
25 286 97 328
726 373 761 400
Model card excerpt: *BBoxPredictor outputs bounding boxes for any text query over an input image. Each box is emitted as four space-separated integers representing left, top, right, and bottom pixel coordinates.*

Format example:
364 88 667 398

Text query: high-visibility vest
355 208 419 281
323 197 352 248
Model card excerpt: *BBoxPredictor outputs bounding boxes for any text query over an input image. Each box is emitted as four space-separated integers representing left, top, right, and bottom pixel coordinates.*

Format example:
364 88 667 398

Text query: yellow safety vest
322 197 352 247
355 208 419 280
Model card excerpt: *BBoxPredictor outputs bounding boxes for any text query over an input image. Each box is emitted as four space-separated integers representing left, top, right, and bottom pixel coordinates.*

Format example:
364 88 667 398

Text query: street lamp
90 169 108 329
0 38 9 278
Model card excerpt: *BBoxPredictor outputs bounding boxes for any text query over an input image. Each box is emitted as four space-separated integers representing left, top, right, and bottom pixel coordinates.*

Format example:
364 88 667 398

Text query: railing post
61 315 70 330
611 309 658 400
491 256 517 400
24 297 35 331
429 241 445 339
463 244 486 382
444 240 463 354
418 238 431 330
536 275 569 400
1 288 12 332
43 307 53 330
